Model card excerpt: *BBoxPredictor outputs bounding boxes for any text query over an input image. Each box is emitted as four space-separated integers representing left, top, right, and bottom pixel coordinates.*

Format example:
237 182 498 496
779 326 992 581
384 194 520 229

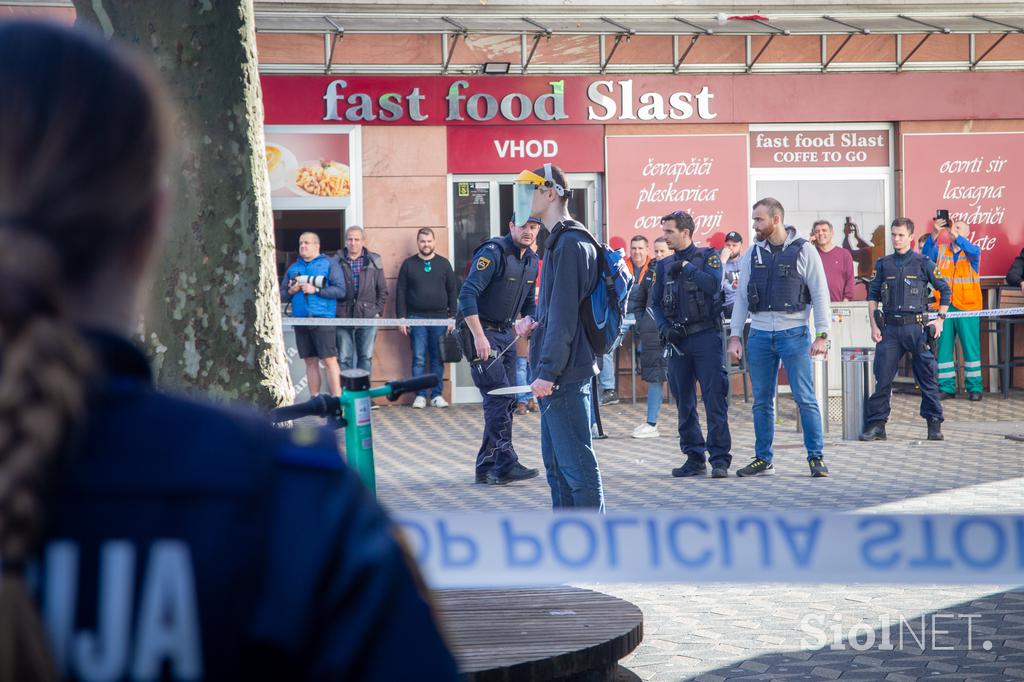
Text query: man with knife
458 215 543 485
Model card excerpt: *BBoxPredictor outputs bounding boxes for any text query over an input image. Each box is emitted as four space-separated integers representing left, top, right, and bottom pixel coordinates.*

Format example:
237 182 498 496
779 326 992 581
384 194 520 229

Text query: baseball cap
724 231 743 243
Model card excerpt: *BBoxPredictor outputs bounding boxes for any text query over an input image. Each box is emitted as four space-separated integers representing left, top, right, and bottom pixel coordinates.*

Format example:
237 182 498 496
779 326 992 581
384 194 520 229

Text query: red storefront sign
605 134 749 253
261 73 1024 126
447 125 604 173
903 132 1024 278
750 129 889 167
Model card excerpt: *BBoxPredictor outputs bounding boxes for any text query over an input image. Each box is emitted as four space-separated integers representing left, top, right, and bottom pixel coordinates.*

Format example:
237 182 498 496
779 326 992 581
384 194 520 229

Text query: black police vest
661 248 719 325
474 237 539 327
878 252 930 315
747 239 812 313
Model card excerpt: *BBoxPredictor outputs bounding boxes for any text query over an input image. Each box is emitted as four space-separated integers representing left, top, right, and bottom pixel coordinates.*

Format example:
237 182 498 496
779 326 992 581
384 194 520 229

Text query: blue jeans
599 350 616 391
409 317 444 398
337 324 377 377
539 379 604 511
515 356 530 405
746 326 824 462
646 381 664 425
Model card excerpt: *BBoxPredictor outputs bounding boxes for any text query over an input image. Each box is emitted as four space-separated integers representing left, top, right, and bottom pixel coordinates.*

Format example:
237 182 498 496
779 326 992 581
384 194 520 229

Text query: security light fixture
481 61 511 75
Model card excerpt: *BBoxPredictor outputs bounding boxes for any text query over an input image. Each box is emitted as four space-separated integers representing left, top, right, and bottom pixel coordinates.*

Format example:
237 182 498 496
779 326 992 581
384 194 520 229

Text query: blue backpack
547 221 634 356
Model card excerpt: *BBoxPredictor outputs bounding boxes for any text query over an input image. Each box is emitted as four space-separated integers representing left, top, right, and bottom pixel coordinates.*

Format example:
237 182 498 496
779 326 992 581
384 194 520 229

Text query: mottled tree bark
73 0 293 407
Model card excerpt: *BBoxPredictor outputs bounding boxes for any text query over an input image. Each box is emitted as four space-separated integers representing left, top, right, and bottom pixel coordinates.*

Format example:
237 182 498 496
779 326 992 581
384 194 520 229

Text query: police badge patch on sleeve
476 257 492 271
707 254 721 269
933 267 944 279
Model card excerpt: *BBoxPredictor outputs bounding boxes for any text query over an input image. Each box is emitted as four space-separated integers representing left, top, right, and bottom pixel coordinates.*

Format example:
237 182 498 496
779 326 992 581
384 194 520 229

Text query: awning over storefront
252 10 1024 74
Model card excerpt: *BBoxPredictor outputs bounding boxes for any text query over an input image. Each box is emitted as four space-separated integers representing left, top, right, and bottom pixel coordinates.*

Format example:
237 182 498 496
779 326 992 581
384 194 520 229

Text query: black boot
927 418 944 441
859 421 886 441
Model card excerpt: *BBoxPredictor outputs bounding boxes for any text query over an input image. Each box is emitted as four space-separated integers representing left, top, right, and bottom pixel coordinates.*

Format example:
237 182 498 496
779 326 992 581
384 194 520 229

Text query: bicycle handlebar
269 374 441 423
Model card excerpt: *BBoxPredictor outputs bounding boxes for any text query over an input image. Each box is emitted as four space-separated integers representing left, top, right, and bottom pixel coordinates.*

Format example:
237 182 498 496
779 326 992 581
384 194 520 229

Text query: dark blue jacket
281 254 346 318
529 221 599 385
38 332 458 681
457 235 538 325
650 243 723 332
868 250 951 311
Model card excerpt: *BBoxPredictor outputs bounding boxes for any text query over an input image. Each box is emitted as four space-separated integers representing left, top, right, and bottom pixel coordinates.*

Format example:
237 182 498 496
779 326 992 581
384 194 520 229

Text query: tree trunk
72 0 293 407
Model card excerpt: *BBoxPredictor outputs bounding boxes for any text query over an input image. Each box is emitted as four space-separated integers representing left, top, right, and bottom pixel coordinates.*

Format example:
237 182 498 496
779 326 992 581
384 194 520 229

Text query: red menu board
903 132 1024 278
605 134 749 252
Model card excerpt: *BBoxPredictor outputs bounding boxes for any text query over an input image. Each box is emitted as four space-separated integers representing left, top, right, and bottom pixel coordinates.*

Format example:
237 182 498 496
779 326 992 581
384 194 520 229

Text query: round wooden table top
435 586 644 681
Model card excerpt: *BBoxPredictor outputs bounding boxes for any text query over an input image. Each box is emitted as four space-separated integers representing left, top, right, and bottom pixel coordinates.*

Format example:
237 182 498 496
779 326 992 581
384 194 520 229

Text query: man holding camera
860 218 951 442
922 215 983 400
281 232 346 396
651 210 732 479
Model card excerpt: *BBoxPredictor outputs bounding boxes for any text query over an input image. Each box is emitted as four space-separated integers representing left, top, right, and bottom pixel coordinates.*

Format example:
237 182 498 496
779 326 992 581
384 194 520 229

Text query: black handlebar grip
386 374 440 401
269 394 339 423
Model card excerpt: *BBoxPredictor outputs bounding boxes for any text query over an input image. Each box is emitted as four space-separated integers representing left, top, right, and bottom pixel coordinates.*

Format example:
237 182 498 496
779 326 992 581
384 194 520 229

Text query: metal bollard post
841 347 875 440
796 356 829 434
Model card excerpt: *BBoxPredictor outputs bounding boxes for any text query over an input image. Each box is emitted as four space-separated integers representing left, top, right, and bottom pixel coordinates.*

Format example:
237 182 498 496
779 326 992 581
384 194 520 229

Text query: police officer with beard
860 218 951 442
650 210 733 479
458 216 542 485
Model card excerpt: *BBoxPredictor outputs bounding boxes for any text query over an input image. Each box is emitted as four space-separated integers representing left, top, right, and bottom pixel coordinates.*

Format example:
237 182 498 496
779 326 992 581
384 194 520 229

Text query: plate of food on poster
292 159 351 198
265 143 298 191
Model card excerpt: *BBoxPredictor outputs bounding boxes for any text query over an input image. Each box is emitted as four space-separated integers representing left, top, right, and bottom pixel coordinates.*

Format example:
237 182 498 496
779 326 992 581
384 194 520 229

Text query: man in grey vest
727 198 832 478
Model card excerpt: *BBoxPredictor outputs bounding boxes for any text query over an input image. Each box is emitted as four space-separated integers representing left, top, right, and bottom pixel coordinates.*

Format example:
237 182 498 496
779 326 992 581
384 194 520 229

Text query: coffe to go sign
750 129 890 167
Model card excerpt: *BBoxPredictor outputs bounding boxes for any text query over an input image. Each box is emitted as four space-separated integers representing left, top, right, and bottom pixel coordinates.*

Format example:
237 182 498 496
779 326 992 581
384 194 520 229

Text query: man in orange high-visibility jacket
922 218 983 400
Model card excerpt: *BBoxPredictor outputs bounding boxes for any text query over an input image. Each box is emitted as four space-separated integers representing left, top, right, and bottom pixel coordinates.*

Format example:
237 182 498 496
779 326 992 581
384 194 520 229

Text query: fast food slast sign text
323 79 715 123
263 76 719 126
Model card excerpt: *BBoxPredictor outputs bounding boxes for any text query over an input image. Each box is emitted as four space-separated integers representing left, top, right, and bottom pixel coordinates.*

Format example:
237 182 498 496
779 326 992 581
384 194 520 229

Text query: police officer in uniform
861 218 951 441
458 216 542 485
650 210 733 478
3 21 458 681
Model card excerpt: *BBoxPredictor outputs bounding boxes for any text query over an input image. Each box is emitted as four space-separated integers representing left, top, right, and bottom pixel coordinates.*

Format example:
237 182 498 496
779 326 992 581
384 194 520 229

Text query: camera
290 274 326 289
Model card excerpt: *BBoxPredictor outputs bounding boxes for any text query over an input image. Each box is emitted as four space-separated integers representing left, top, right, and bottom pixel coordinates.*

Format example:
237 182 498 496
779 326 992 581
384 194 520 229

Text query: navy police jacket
37 332 458 681
457 234 538 327
650 243 724 332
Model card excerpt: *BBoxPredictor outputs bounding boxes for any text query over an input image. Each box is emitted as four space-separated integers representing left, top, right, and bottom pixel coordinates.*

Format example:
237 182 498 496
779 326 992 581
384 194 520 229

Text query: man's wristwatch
937 312 947 320
816 332 828 339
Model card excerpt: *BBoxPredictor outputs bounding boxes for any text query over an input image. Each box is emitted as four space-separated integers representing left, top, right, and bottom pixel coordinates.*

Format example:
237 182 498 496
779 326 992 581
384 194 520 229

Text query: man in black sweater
397 228 458 408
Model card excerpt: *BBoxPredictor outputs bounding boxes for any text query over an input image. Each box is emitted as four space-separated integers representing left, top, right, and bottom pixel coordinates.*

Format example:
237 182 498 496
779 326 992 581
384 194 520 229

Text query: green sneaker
736 458 774 477
808 457 829 478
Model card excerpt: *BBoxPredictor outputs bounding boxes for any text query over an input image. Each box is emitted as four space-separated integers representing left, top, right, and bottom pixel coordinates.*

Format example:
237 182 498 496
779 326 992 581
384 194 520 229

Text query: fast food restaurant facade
16 3 1024 401
254 6 1024 401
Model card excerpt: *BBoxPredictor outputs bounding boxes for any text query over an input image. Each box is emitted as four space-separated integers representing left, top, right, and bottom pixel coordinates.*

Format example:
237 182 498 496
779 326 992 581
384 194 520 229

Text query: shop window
754 178 888 299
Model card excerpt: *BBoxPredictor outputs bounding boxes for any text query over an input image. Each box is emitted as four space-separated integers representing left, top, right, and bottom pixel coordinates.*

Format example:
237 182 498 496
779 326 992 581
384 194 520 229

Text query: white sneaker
632 423 660 439
412 396 427 409
430 396 449 408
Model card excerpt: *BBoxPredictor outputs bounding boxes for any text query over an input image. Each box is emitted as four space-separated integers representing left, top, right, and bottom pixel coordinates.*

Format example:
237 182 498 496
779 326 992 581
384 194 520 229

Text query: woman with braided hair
0 21 456 682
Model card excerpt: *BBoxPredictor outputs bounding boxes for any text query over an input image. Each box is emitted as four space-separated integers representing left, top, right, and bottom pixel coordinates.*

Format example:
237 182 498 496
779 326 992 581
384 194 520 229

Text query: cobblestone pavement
368 392 1024 681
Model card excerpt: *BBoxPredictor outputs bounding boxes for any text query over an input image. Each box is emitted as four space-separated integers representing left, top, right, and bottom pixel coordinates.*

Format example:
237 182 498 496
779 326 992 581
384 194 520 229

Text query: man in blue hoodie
281 232 346 396
515 164 604 511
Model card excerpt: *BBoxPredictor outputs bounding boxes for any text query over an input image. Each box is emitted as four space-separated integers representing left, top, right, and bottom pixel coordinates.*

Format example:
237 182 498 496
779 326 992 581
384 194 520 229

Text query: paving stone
370 395 1024 681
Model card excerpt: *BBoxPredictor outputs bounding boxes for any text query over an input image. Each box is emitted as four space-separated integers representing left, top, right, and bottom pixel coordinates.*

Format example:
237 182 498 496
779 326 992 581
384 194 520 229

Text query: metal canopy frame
253 11 1024 74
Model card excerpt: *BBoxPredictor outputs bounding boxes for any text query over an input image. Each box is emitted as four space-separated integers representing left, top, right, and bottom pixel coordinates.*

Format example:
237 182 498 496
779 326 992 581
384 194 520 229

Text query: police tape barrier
393 511 1024 588
281 317 455 327
281 308 1024 329
933 307 1024 319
